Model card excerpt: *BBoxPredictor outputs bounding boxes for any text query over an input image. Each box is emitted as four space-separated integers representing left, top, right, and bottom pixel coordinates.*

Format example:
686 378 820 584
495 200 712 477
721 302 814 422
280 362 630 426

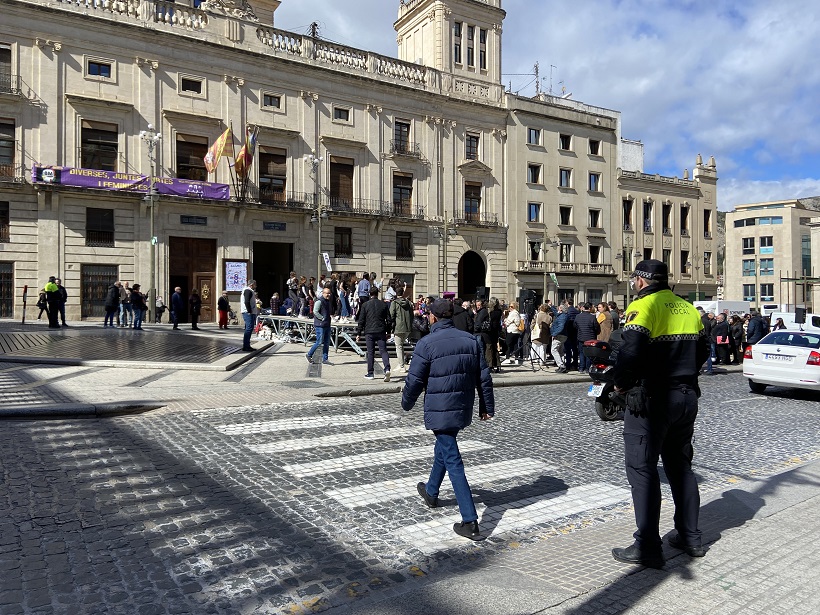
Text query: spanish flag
233 125 259 179
203 127 233 174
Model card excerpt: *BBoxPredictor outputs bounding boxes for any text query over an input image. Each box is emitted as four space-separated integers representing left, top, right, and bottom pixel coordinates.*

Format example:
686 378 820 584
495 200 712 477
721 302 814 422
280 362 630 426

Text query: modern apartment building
725 199 819 311
0 0 718 321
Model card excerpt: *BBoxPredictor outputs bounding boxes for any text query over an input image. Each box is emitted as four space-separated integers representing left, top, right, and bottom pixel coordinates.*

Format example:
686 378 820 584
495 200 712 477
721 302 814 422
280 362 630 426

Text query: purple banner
32 165 231 201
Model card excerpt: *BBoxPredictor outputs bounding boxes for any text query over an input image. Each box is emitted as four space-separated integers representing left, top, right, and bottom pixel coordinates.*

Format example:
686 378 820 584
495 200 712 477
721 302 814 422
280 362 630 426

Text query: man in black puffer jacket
402 298 495 542
356 287 392 381
574 302 601 373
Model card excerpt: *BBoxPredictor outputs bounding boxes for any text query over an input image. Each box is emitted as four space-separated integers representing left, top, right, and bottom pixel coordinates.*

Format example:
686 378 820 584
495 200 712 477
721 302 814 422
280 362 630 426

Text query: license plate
765 354 792 362
588 383 605 397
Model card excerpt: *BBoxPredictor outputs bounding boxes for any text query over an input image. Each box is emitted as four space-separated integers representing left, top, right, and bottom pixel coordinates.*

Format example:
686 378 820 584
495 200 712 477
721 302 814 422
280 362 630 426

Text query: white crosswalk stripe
395 482 631 554
282 441 490 478
213 410 396 435
326 458 556 508
249 426 427 453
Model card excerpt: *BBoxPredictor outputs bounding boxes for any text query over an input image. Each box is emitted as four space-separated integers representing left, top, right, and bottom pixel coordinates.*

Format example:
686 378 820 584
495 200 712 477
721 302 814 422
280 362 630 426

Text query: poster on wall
224 260 249 292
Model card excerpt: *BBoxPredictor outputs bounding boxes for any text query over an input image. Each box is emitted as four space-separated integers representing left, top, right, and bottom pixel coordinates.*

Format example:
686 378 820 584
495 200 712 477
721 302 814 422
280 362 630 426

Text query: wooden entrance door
195 272 215 323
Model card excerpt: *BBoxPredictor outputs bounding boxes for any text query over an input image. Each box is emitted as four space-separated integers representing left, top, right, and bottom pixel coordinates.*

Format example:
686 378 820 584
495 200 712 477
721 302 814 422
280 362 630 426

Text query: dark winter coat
574 310 601 342
402 319 495 431
189 294 201 316
104 285 120 310
565 306 580 340
746 315 769 345
488 306 503 341
452 304 474 332
218 296 230 312
171 291 184 314
357 298 390 336
711 319 730 344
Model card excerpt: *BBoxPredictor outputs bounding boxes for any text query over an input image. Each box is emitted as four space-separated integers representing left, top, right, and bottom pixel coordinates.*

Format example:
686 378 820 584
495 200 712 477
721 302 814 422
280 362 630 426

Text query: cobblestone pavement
1 373 819 613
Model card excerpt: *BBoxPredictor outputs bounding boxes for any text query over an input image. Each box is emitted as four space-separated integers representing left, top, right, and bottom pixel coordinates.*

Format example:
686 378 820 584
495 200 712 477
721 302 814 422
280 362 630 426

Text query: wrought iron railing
0 74 21 95
389 140 422 158
239 187 425 219
517 261 615 275
453 211 501 227
0 224 9 243
85 229 115 248
0 164 24 183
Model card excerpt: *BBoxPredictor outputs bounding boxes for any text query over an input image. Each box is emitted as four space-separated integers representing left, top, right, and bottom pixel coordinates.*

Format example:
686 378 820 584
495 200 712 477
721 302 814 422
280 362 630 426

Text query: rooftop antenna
549 64 557 95
309 21 320 38
534 62 540 96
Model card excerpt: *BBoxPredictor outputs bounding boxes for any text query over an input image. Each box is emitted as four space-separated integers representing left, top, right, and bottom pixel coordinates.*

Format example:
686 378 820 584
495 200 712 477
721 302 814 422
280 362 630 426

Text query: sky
272 0 820 211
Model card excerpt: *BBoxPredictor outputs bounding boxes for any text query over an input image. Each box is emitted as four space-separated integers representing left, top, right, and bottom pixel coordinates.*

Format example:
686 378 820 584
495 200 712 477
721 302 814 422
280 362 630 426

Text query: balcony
240 188 426 219
85 229 114 248
681 229 690 237
704 231 712 239
0 74 21 96
453 211 501 227
388 140 422 159
0 164 25 184
663 227 672 235
643 222 653 233
0 224 8 243
517 261 614 275
623 223 632 231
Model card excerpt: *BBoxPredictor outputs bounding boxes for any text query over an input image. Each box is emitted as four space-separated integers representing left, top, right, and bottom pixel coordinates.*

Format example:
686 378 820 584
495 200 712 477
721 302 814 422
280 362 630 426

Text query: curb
0 401 166 420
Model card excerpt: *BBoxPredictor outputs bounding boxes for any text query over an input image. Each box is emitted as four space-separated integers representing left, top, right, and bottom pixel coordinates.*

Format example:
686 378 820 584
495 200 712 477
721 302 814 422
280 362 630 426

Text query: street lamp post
433 219 457 295
616 236 641 305
541 227 559 303
305 153 325 284
139 124 161 321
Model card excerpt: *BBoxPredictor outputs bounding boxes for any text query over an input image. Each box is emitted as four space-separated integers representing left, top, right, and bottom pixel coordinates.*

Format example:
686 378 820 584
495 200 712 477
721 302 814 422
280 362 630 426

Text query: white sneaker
384 370 391 382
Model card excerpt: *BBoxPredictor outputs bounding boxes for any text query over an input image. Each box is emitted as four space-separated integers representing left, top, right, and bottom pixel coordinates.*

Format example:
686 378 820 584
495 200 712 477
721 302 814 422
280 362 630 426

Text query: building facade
0 0 718 321
725 199 819 312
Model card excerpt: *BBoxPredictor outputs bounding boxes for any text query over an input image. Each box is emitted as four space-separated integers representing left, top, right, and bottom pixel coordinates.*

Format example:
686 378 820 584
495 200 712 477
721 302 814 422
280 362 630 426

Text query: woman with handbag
711 313 731 365
503 302 523 365
189 288 202 330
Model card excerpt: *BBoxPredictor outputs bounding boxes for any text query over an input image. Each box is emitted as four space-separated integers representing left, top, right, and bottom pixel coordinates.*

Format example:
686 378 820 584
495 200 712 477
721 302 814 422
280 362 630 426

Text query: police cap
631 259 668 282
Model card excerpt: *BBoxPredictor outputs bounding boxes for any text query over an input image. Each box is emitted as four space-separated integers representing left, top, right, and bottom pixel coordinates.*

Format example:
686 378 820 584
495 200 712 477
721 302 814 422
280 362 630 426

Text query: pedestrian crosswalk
210 403 631 554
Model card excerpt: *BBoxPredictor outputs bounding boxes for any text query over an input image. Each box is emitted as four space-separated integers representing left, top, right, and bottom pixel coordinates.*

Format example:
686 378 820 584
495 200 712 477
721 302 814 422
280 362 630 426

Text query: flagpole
227 121 239 202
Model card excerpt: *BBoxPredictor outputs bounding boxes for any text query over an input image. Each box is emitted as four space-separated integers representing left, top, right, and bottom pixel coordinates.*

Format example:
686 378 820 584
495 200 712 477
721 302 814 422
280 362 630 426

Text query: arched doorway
457 251 486 300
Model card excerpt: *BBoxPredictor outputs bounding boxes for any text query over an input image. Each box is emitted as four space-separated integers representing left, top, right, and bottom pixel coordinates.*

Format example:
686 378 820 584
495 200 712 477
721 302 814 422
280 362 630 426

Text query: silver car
743 330 820 393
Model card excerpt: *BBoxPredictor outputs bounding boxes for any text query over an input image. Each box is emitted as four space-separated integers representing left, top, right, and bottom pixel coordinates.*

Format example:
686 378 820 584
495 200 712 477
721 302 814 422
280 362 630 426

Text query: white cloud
719 178 820 211
272 0 820 189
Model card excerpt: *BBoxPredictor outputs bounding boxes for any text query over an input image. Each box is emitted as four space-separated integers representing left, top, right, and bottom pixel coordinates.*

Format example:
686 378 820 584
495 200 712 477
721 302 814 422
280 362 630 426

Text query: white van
770 312 820 333
693 300 751 318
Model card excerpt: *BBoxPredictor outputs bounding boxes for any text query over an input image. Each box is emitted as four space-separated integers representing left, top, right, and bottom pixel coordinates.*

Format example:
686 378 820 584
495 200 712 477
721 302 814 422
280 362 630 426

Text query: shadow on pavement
560 464 815 614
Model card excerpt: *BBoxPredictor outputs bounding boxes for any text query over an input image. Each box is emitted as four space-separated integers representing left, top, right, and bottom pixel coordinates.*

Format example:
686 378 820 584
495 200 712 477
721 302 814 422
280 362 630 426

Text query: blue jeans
104 308 116 327
242 313 256 349
120 303 133 326
133 308 144 329
578 341 591 372
425 430 478 523
308 325 331 361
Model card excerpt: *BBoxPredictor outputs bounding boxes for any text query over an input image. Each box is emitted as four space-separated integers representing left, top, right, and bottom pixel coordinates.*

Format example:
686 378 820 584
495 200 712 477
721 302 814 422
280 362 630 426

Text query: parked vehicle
583 330 625 421
769 311 820 333
693 300 751 318
743 330 820 393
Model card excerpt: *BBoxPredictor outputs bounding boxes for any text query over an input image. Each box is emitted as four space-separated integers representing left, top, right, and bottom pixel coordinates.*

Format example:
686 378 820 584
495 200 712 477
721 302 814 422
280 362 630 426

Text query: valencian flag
233 125 259 178
203 127 233 174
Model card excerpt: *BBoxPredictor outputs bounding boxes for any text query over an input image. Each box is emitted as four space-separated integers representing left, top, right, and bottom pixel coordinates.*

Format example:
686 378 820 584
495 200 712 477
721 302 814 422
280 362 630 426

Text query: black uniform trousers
623 384 701 553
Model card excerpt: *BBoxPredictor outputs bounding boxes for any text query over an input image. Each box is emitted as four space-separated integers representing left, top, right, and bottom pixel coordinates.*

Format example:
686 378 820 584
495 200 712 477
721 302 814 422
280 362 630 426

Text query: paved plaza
1 319 819 614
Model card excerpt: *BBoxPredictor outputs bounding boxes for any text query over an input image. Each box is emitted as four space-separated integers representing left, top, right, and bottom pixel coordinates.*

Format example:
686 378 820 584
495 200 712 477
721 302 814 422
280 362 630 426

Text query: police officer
611 259 710 568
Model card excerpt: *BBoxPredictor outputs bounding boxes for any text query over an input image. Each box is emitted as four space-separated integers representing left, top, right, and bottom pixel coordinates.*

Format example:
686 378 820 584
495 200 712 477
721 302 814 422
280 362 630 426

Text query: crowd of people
697 308 771 374
267 270 638 380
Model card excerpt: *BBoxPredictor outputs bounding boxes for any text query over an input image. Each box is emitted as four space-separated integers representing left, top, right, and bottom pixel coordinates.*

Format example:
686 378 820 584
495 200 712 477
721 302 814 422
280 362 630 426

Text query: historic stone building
0 0 718 321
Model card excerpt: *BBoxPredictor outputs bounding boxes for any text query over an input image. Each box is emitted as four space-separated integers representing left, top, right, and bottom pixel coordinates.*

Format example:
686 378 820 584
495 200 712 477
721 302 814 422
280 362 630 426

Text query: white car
743 330 820 393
